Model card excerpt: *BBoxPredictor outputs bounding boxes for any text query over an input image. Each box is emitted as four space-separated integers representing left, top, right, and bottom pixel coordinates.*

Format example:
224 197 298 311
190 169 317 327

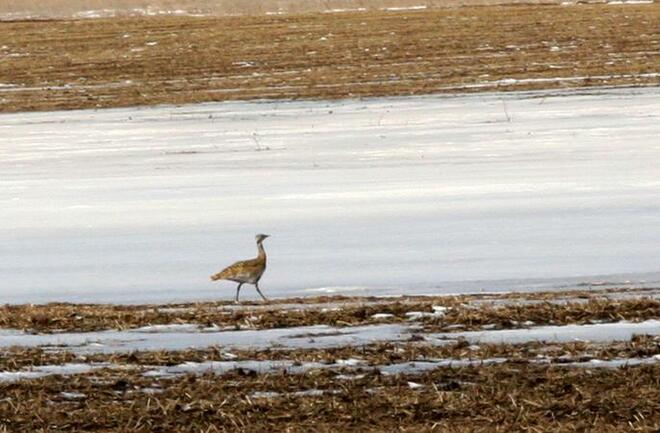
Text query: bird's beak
264 234 270 238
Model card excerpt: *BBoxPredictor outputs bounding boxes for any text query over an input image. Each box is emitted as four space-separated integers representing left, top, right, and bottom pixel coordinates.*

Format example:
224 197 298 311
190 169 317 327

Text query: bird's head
255 233 270 243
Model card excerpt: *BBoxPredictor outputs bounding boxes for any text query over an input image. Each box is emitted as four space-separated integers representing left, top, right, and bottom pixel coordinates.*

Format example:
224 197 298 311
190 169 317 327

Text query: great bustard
210 234 270 303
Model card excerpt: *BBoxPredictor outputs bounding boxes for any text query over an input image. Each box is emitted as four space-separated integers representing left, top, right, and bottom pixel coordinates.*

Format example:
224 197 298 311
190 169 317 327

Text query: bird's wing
210 258 261 281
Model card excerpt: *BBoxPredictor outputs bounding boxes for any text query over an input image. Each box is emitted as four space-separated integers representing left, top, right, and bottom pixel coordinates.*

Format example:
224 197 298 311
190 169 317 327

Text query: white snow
431 319 660 344
0 318 656 355
561 357 660 368
146 355 642 379
1 354 655 384
336 358 364 366
129 323 228 333
371 313 395 319
432 306 449 314
74 9 115 18
323 8 367 13
0 363 115 383
607 0 654 4
0 324 411 354
1 87 660 304
405 311 438 319
378 358 508 374
60 391 86 399
145 357 363 378
384 5 427 11
251 389 341 399
144 360 326 377
445 73 660 90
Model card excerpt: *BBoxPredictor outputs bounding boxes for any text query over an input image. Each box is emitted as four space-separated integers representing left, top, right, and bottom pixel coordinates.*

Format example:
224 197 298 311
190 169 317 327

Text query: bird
210 234 270 303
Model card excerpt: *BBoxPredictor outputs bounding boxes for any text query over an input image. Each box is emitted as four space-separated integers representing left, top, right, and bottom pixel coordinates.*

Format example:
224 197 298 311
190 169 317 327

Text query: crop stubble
1 289 657 333
0 290 658 431
1 4 659 112
0 356 658 432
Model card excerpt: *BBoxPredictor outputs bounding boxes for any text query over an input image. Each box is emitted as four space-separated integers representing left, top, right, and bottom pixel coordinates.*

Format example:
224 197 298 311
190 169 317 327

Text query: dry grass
421 297 660 331
1 4 658 112
0 362 657 432
0 291 658 432
1 290 657 333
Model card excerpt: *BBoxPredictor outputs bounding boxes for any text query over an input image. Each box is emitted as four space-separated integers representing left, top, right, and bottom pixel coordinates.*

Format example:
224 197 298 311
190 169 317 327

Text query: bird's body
211 252 266 285
210 234 270 302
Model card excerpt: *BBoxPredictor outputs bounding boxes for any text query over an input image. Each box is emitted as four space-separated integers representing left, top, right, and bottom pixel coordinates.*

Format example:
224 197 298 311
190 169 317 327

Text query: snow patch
371 313 395 319
60 391 86 400
0 363 117 383
384 5 427 11
0 324 411 354
431 320 660 344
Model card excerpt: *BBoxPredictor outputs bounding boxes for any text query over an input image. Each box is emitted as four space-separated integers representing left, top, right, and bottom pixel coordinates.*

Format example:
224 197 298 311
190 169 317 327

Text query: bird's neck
256 241 267 260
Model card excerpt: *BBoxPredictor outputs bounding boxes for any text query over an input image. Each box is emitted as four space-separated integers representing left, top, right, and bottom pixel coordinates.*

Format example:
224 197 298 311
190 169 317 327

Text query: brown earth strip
1 4 659 113
1 289 657 333
1 362 657 432
0 0 613 21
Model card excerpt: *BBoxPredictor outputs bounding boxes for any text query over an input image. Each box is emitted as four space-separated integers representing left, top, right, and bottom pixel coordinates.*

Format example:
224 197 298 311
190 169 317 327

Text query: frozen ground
3 354 657 384
429 320 660 344
0 319 657 354
0 323 411 353
0 323 411 354
1 87 660 304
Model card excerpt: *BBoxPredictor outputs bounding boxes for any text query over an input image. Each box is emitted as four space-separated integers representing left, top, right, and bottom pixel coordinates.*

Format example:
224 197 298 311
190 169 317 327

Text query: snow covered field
2 87 660 304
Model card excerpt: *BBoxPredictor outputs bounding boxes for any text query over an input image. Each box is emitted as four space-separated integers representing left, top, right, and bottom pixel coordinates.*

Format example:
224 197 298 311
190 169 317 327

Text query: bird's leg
235 283 243 304
255 282 268 302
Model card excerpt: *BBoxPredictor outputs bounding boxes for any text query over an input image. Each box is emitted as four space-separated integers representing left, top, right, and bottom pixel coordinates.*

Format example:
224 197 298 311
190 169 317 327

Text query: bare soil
1 4 659 113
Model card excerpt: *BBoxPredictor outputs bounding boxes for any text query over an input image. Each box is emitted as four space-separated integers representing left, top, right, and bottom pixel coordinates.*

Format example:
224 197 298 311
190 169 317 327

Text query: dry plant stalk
1 5 659 112
0 290 657 432
0 362 657 432
0 291 656 333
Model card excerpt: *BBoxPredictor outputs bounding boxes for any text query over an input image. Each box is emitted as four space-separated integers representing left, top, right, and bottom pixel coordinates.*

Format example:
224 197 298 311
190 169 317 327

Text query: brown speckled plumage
210 234 270 302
